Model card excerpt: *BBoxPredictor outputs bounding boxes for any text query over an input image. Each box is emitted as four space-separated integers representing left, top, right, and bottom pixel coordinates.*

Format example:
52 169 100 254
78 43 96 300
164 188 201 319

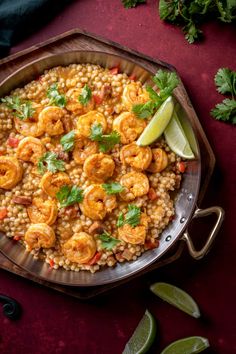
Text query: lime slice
136 96 174 146
160 336 210 354
122 310 157 354
164 109 195 159
150 282 200 318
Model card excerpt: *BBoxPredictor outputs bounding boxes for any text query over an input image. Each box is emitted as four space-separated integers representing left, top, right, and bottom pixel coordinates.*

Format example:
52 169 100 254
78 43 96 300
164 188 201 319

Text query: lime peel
150 282 201 318
136 96 174 146
122 309 157 354
160 336 210 354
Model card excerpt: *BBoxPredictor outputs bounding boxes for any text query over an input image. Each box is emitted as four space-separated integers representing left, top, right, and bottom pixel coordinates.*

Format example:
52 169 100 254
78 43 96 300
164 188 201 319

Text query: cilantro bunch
159 0 236 44
132 69 179 119
211 68 236 124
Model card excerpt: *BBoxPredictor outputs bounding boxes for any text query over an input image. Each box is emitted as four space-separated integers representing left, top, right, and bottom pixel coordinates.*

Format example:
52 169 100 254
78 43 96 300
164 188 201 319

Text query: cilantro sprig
1 96 35 121
47 83 66 108
132 69 179 119
117 204 141 228
97 231 120 250
122 0 146 8
37 152 65 174
60 131 75 152
90 123 120 152
102 182 124 195
158 0 236 44
56 185 83 207
79 85 92 105
211 68 236 125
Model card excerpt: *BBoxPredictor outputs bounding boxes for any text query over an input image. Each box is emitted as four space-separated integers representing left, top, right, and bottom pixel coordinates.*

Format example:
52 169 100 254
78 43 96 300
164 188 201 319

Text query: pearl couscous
0 63 184 273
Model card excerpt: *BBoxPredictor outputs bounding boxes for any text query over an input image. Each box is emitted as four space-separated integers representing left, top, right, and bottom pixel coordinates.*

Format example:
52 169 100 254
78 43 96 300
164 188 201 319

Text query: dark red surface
1 1 236 353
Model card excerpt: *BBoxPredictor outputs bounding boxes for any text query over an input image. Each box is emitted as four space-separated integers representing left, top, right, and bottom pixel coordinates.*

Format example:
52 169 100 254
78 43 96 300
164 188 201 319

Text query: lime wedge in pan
136 96 174 146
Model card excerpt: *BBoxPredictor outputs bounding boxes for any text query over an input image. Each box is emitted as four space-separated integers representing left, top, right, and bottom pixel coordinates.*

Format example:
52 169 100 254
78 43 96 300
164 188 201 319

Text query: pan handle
181 206 225 260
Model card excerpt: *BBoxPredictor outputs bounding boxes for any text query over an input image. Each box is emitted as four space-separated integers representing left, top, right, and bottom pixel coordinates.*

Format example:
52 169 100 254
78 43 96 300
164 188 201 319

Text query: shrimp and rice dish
0 63 185 273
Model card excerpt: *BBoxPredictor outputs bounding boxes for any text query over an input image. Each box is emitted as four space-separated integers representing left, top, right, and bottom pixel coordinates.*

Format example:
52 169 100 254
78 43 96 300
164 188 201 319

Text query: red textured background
1 1 236 353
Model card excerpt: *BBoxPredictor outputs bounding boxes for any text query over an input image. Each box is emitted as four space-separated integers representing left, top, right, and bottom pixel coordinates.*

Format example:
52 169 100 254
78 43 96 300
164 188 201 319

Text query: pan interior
0 51 201 286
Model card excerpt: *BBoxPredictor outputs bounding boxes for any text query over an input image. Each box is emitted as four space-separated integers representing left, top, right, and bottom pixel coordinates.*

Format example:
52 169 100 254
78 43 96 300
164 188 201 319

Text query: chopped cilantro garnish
90 123 120 152
102 182 124 195
117 204 141 228
47 83 66 108
37 152 65 174
1 96 35 120
79 85 92 105
97 231 120 250
56 185 83 207
60 130 75 152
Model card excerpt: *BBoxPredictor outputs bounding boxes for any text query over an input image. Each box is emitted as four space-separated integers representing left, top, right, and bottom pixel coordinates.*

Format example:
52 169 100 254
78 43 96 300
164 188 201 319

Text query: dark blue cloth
0 0 71 57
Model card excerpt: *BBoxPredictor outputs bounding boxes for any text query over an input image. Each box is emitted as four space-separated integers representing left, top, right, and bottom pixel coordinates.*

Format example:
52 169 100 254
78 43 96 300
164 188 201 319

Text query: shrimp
76 111 107 138
25 223 56 250
120 143 152 170
27 197 58 225
66 88 94 115
119 171 149 201
147 148 168 173
16 137 45 164
62 232 97 264
118 213 149 245
80 184 117 220
39 172 71 198
0 156 23 189
38 106 65 136
83 153 115 183
73 135 98 165
112 112 146 144
14 103 44 137
122 82 149 111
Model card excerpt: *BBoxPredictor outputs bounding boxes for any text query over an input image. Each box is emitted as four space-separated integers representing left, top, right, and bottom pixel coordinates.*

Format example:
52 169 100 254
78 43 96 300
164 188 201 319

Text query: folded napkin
0 0 71 57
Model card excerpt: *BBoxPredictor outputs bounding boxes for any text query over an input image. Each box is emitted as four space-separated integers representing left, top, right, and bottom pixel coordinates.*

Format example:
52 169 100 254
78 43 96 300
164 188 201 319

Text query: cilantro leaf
214 68 236 97
211 68 236 125
97 231 120 250
37 152 65 174
79 84 92 105
102 182 124 195
132 101 157 119
1 96 35 120
122 0 146 9
132 69 179 119
56 185 83 207
90 124 120 152
47 83 66 108
152 70 179 98
211 98 236 124
117 204 141 228
90 123 103 141
60 130 75 152
183 21 203 44
117 213 125 228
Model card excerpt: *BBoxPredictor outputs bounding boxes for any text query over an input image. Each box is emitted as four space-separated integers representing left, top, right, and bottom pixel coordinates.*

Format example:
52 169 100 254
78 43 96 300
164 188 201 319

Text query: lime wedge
160 336 210 354
164 109 195 159
150 282 201 318
122 310 157 354
136 96 174 146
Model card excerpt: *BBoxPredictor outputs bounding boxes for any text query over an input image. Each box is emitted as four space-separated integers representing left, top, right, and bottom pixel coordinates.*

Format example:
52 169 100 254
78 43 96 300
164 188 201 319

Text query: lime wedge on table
136 96 174 146
150 282 201 318
164 109 195 159
160 336 210 354
122 310 157 354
